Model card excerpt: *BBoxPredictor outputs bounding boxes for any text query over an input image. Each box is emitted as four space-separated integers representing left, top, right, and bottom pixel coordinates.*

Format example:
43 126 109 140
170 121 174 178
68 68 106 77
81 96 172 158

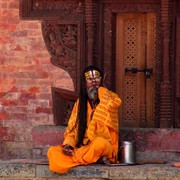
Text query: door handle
125 68 153 79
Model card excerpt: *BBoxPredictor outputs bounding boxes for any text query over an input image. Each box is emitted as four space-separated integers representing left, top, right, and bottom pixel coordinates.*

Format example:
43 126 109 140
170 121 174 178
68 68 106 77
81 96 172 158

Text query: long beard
87 85 99 100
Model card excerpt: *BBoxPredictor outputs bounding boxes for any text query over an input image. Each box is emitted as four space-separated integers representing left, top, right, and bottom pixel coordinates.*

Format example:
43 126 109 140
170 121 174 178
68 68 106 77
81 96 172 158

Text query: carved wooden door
116 13 156 128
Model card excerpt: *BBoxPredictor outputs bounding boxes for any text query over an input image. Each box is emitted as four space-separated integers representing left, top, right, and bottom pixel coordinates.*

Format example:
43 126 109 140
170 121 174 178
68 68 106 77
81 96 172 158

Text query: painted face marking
85 70 101 84
85 70 102 100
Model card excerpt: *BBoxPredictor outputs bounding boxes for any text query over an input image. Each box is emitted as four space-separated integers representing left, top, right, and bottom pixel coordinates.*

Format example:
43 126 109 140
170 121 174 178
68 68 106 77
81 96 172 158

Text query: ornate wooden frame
19 0 178 128
51 87 78 125
41 20 84 92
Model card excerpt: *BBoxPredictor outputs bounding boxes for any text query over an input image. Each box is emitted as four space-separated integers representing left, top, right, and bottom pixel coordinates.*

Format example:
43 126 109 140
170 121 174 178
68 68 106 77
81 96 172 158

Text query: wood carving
20 0 85 20
175 15 180 127
52 87 77 125
42 23 77 57
19 0 178 127
159 0 174 127
42 21 82 91
85 0 99 65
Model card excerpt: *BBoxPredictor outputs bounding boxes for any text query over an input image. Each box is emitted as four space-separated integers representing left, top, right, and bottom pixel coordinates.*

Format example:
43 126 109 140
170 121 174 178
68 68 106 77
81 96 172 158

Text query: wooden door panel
146 13 156 127
116 13 156 127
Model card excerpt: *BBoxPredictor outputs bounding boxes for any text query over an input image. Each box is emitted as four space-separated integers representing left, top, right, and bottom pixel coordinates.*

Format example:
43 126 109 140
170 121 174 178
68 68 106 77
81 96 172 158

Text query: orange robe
47 87 122 174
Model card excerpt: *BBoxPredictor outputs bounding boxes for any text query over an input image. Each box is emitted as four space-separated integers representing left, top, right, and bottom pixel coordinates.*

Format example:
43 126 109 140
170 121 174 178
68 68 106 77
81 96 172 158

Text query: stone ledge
0 159 180 180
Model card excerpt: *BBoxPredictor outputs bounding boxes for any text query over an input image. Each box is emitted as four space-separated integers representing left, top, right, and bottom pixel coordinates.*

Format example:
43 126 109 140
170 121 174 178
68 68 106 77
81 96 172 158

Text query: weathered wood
159 0 174 127
51 87 77 125
19 0 178 127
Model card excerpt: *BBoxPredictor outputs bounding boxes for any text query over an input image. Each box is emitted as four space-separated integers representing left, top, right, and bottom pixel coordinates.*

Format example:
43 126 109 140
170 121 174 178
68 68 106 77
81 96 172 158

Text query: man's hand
62 144 74 156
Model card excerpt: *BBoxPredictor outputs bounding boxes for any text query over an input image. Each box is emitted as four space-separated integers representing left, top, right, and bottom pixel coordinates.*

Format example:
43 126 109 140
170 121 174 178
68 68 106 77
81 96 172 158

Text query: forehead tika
85 70 101 79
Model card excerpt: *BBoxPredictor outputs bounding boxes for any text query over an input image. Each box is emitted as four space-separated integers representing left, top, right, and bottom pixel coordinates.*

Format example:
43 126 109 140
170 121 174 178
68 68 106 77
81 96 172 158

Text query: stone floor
0 159 180 180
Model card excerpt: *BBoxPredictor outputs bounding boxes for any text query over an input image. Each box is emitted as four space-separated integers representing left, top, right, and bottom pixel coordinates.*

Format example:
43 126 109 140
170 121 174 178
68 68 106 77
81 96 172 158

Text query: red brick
32 126 65 147
10 30 28 37
6 100 18 106
36 107 52 114
0 112 9 120
1 133 15 141
15 79 37 86
0 92 7 98
8 113 27 121
23 65 37 71
5 106 28 114
1 3 8 8
33 132 64 147
20 22 40 30
1 65 17 72
9 1 18 9
4 16 19 24
0 126 7 142
9 99 28 106
36 93 52 100
0 100 9 106
28 87 40 93
19 93 36 100
12 71 49 79
39 86 51 93
0 24 16 31
10 86 18 92
12 44 24 51
37 70 49 79
1 78 15 86
37 80 52 86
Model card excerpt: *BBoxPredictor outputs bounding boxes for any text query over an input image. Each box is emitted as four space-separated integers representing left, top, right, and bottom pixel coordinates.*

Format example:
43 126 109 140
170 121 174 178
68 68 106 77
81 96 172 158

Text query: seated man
48 65 122 174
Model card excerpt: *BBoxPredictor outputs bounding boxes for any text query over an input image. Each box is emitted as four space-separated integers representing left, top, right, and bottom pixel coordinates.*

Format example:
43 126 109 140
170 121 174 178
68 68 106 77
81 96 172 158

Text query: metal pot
120 141 136 164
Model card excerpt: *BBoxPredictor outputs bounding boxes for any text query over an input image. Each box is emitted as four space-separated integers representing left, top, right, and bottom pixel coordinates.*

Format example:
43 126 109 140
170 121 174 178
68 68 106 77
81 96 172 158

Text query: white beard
87 85 98 100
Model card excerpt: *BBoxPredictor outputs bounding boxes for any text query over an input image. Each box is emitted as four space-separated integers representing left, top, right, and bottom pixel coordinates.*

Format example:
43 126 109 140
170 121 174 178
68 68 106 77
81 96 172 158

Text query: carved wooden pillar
85 0 98 65
175 0 180 127
160 0 173 127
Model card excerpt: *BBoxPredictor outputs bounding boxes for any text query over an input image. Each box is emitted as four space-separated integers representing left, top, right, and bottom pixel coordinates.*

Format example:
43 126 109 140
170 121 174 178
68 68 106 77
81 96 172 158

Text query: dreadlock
76 65 104 148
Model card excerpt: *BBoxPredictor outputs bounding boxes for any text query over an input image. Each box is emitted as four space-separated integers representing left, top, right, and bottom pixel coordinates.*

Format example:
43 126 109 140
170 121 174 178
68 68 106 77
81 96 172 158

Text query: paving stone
109 164 180 180
0 178 45 180
0 160 180 180
36 164 109 178
0 163 35 177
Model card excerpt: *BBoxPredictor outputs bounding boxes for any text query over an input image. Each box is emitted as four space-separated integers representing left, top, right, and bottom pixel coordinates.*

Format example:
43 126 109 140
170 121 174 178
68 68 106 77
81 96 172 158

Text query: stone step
0 159 180 180
32 126 180 162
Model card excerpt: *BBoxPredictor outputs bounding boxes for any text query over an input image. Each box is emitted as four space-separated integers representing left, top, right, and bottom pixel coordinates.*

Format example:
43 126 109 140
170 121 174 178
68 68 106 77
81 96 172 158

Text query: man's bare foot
96 156 110 165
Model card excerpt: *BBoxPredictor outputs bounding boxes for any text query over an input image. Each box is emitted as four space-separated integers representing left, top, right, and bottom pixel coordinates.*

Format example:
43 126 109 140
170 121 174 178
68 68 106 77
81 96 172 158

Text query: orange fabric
48 137 115 174
47 87 122 174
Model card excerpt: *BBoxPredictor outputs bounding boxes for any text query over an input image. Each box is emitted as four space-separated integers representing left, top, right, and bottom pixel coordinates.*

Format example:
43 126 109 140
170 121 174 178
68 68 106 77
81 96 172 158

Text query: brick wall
0 0 74 159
